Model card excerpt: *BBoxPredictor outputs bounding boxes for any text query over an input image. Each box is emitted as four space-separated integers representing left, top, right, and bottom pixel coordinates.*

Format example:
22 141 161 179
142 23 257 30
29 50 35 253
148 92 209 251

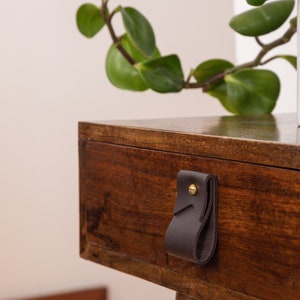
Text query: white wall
233 0 297 113
0 1 234 300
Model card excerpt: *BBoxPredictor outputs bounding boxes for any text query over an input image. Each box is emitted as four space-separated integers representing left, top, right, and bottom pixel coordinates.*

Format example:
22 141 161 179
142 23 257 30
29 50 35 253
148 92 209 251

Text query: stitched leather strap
164 170 218 265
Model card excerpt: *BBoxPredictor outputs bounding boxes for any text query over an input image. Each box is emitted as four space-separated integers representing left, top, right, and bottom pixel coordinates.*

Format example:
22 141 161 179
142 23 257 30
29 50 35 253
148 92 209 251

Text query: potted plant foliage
76 0 297 115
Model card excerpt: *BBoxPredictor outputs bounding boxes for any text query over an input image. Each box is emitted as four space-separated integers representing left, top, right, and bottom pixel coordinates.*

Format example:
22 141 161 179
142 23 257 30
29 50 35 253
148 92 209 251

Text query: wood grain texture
79 115 300 300
79 114 300 170
176 293 199 300
79 141 299 300
24 288 106 300
81 244 259 300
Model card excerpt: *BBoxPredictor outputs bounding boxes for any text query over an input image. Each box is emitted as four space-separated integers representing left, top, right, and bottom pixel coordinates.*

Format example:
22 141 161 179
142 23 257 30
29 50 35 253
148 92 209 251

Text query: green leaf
277 55 297 69
224 69 280 115
76 4 105 38
106 35 160 91
207 82 239 114
207 69 281 115
192 59 234 84
229 0 295 36
246 0 267 6
135 55 185 93
121 6 156 58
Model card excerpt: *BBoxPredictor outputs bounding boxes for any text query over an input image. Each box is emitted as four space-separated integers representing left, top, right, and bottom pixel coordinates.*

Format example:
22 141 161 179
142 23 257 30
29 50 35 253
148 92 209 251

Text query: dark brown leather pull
164 170 218 265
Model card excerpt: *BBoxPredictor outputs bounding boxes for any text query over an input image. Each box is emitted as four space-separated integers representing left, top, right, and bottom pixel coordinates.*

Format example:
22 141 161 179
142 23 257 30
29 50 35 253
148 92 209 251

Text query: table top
79 113 300 170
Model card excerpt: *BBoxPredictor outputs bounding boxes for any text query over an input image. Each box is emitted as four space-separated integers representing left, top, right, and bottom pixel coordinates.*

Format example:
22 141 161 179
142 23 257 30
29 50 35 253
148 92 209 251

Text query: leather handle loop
164 170 218 265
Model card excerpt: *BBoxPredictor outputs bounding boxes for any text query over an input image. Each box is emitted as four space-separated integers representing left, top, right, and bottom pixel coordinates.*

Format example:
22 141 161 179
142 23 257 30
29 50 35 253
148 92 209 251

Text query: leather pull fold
164 170 218 265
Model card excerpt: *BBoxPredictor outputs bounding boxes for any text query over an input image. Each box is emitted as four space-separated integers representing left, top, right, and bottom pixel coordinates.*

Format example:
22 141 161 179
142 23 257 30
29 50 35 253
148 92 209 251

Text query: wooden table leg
176 292 198 300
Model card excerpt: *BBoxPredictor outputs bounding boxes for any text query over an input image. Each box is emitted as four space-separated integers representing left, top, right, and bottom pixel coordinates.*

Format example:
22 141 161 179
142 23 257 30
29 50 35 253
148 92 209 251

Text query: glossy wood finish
79 114 300 170
79 114 300 300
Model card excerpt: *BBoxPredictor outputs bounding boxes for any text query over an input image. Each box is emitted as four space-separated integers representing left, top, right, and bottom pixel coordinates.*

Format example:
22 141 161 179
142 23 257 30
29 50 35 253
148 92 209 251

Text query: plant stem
101 1 136 65
185 20 297 91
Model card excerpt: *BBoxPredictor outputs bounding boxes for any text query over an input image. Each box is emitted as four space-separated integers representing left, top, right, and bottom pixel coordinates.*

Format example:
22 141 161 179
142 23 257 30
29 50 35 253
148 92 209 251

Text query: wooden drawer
79 114 300 300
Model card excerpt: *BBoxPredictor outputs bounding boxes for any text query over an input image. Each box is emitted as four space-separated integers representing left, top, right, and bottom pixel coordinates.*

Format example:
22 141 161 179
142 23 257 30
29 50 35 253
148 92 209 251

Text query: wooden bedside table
79 114 299 300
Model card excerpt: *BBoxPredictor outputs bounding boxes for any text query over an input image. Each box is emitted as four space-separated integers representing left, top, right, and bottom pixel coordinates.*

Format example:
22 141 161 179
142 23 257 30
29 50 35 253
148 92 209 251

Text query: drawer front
79 141 300 300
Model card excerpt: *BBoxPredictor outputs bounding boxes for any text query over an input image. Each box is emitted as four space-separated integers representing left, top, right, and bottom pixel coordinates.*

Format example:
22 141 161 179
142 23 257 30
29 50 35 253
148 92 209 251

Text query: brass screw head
188 184 198 196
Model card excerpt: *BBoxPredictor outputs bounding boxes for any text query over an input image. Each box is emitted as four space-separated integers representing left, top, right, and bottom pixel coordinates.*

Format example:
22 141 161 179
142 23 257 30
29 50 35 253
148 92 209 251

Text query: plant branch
101 1 136 65
255 36 265 47
185 19 297 91
261 55 283 65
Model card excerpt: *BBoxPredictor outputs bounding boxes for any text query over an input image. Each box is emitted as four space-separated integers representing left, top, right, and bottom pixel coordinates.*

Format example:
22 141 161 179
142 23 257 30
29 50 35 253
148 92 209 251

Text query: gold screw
188 184 198 196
